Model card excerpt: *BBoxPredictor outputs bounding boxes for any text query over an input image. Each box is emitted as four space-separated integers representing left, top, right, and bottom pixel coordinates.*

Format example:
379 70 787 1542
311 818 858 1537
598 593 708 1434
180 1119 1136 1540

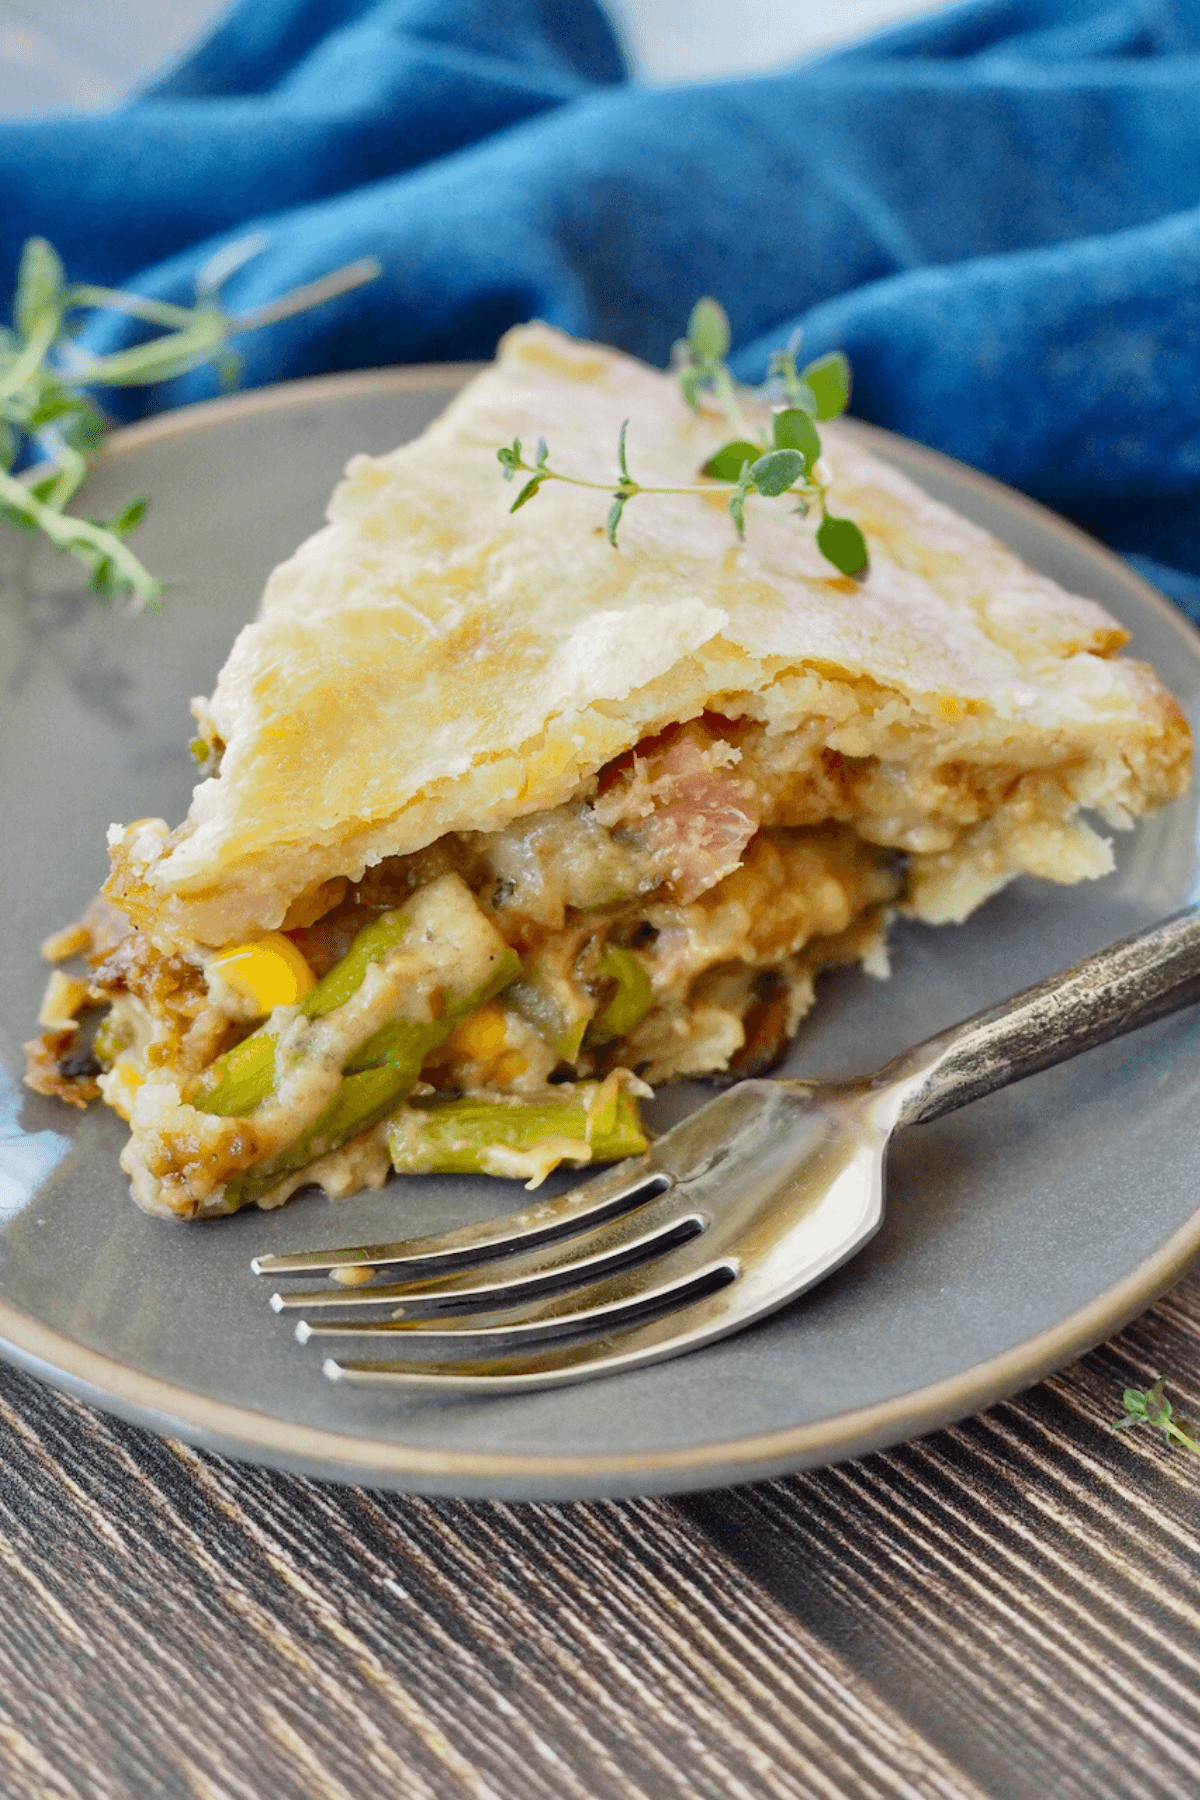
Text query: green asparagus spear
342 949 522 1077
191 914 408 1108
197 1027 278 1116
588 945 653 1044
303 908 419 1018
505 972 592 1063
196 877 518 1117
202 876 522 1207
223 1064 411 1210
195 908 415 1115
387 1083 647 1178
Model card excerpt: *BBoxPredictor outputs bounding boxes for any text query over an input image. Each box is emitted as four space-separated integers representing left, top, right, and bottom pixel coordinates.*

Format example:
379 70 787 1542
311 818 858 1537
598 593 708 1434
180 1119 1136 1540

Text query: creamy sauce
124 874 512 1217
112 712 1081 1217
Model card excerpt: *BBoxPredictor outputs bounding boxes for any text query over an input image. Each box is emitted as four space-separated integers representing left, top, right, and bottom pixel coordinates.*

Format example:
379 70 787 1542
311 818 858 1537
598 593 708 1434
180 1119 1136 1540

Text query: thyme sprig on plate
0 235 379 609
1113 1378 1200 1455
497 299 869 577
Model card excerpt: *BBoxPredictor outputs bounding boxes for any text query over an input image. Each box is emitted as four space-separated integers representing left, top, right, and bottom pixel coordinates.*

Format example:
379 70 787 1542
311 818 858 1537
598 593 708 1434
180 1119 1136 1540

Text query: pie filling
25 710 1167 1219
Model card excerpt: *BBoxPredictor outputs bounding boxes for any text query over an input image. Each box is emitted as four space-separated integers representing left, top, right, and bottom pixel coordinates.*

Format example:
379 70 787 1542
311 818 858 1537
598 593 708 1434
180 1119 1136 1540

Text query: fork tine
320 1265 756 1391
251 1159 670 1278
270 1207 707 1314
300 1254 738 1350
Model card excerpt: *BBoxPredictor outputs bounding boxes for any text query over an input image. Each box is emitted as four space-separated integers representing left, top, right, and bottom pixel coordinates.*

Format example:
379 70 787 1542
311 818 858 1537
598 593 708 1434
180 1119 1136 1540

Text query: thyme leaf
1 236 380 609
702 440 759 482
606 493 626 547
616 418 631 482
686 297 730 365
1113 1378 1200 1455
816 513 869 576
496 419 830 552
772 407 821 469
498 298 869 577
801 351 852 421
510 475 544 513
747 448 807 497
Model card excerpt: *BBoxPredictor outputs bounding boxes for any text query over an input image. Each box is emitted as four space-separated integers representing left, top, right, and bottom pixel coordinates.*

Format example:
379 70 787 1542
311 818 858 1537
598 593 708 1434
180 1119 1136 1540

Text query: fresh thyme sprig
496 299 868 577
1113 1378 1200 1455
0 235 380 609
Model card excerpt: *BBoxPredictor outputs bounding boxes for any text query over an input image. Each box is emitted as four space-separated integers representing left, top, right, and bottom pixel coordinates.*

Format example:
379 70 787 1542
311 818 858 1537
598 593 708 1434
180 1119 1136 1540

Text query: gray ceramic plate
3 368 1199 1501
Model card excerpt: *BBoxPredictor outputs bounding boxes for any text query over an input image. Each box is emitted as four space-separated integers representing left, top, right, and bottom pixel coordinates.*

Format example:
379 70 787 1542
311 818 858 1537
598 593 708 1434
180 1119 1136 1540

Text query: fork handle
890 905 1200 1126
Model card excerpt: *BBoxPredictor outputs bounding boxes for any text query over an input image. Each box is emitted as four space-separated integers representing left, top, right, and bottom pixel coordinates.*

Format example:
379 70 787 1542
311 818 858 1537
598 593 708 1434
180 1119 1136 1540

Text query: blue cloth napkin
5 0 1200 605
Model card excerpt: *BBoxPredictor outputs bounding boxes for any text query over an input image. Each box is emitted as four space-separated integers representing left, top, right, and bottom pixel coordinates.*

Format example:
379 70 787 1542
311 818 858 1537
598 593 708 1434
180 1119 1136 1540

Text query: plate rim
7 364 1200 1499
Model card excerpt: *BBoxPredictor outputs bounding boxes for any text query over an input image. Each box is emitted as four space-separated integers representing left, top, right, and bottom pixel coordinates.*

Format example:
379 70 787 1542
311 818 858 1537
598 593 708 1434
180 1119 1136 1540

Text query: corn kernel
491 1050 528 1086
208 933 316 1012
38 971 90 1030
446 1003 508 1062
330 1264 376 1287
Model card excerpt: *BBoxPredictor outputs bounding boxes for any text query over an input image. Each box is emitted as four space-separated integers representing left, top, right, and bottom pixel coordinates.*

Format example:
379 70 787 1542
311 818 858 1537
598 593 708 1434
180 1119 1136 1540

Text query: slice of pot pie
27 323 1190 1219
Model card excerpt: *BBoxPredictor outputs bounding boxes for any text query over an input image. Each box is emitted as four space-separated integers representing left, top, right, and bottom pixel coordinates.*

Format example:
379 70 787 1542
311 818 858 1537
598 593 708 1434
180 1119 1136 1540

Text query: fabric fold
4 0 1200 598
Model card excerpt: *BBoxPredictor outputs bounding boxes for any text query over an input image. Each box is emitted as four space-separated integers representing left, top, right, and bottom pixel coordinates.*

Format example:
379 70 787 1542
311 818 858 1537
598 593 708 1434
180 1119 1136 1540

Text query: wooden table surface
0 1266 1194 1799
9 7 1195 1778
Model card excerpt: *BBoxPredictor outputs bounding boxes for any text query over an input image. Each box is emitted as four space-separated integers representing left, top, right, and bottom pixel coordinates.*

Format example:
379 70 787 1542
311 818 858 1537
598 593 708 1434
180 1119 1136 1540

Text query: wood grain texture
0 1270 1195 1800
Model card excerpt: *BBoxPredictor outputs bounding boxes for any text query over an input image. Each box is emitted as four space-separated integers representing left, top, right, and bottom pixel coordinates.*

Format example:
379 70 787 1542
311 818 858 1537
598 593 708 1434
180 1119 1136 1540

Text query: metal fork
253 906 1200 1393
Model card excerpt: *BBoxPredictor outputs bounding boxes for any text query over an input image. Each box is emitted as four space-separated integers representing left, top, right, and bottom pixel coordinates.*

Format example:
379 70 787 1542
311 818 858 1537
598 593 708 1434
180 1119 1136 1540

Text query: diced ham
595 720 759 903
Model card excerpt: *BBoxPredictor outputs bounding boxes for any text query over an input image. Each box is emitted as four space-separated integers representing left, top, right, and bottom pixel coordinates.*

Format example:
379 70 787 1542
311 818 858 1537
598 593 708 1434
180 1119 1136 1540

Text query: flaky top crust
106 325 1189 949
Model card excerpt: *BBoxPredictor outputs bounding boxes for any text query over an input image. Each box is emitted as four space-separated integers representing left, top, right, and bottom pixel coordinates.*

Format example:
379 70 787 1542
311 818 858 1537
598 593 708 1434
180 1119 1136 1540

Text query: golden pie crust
104 324 1189 956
